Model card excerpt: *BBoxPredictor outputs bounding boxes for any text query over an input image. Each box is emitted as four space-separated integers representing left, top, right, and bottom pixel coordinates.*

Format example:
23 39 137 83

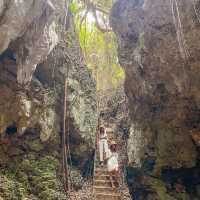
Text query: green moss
38 189 66 200
154 123 197 171
149 178 190 200
175 193 190 200
0 155 65 200
25 139 44 152
0 175 29 200
149 178 176 200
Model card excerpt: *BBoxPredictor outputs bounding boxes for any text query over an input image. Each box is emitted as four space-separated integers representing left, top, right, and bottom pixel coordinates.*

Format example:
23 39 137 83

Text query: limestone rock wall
0 1 97 199
111 0 200 199
35 16 97 168
0 0 61 85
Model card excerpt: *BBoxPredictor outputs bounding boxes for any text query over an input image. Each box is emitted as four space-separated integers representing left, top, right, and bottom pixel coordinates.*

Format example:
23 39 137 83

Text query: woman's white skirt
107 156 119 172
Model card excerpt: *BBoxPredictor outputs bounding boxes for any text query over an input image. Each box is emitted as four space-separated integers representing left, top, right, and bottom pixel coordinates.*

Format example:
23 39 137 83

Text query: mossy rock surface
148 178 190 200
0 155 65 200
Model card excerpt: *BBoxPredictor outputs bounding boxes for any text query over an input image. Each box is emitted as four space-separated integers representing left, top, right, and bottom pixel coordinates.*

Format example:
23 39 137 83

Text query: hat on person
110 140 117 146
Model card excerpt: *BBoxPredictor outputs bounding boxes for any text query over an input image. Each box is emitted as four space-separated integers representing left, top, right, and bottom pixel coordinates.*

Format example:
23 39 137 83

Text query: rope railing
92 93 100 193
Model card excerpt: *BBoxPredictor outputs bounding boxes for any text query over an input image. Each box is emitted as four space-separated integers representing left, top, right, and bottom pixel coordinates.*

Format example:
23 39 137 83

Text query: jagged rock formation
111 0 200 199
0 0 61 85
35 16 97 168
0 1 97 199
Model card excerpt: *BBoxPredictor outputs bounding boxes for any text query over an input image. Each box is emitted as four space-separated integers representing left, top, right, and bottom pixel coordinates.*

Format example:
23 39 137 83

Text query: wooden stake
63 79 70 193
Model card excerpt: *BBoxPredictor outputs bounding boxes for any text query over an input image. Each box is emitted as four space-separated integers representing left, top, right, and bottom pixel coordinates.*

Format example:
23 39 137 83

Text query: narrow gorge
0 0 200 200
0 1 96 199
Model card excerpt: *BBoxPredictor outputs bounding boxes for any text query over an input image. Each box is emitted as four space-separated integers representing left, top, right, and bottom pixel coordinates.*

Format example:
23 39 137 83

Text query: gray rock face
111 0 200 199
35 18 97 166
111 0 199 170
0 1 97 199
127 123 147 167
0 0 59 85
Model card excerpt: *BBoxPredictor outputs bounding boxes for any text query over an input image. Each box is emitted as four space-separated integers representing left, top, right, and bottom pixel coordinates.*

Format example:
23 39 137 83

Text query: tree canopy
70 0 125 91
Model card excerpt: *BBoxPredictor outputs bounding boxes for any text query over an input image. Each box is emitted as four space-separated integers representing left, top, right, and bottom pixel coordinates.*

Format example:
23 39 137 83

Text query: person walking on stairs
107 140 120 188
98 126 109 166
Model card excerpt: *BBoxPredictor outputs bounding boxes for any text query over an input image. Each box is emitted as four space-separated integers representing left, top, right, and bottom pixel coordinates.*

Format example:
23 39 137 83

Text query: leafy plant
69 2 79 14
72 0 125 91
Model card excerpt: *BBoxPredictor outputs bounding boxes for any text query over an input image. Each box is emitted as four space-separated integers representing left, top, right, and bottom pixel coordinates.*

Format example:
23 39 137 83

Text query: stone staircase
93 126 121 200
93 166 121 200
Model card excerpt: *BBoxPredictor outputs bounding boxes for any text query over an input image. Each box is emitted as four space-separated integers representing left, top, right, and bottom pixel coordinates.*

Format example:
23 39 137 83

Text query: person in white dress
98 126 109 166
107 140 119 188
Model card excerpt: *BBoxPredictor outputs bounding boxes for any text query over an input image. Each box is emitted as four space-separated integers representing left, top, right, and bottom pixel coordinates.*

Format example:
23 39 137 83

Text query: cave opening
5 122 17 136
0 48 16 63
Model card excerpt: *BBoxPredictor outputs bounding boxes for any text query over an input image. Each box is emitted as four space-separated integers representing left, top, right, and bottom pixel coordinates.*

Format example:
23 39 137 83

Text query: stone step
95 192 121 200
95 170 109 176
94 180 112 187
94 175 110 181
95 172 110 177
94 180 119 187
95 167 108 173
94 186 117 193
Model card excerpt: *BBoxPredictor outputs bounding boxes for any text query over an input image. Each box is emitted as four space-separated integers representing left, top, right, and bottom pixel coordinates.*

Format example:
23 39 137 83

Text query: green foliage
91 0 113 10
78 21 124 90
0 154 65 200
69 2 79 14
73 0 125 91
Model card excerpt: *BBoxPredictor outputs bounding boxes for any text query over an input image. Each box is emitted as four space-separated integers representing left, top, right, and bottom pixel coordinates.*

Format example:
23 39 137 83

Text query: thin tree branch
92 8 112 33
78 0 111 32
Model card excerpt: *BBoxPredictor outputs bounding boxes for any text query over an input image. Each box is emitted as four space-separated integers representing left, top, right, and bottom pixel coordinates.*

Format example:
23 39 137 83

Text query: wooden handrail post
63 79 70 193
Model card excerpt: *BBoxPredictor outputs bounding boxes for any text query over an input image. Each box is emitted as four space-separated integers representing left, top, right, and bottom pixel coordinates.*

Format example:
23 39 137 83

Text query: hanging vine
170 0 190 60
